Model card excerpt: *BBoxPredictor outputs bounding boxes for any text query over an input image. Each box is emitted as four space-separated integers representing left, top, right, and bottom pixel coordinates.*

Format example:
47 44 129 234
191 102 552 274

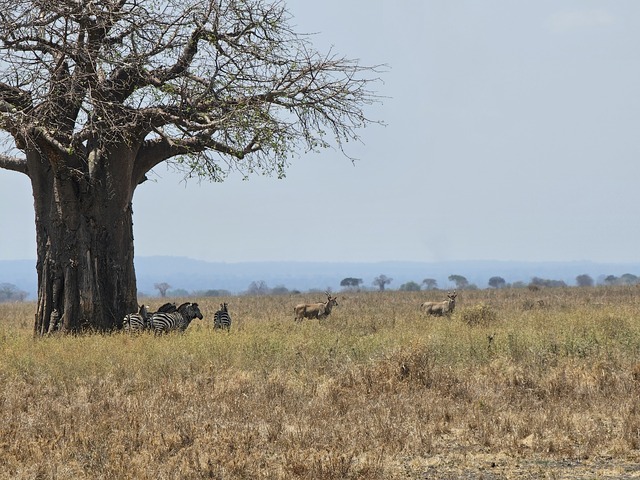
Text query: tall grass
1 287 640 478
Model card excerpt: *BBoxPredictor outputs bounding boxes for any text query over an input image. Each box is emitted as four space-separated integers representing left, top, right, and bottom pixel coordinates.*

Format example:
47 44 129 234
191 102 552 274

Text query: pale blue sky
1 1 640 263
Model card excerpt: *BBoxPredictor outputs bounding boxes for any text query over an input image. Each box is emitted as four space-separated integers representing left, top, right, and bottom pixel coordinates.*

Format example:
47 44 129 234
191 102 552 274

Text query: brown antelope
421 291 457 316
294 292 338 321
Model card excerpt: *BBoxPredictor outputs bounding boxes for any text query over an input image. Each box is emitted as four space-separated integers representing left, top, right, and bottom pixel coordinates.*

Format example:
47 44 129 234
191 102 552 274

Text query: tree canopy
422 278 438 290
488 276 506 289
399 281 420 292
0 283 28 302
448 275 469 289
575 274 594 287
340 277 363 289
0 0 383 182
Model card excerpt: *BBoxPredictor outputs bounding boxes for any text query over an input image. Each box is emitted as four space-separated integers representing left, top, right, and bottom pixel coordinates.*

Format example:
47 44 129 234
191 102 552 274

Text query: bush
459 303 498 326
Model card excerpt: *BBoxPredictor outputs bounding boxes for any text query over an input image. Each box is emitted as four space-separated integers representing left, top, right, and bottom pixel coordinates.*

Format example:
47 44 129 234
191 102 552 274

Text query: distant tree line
11 271 640 302
339 272 640 292
245 280 301 296
600 273 640 286
135 271 640 298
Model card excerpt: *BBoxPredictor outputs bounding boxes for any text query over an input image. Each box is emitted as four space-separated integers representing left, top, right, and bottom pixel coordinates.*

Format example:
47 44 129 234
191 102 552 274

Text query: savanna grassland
2 287 640 479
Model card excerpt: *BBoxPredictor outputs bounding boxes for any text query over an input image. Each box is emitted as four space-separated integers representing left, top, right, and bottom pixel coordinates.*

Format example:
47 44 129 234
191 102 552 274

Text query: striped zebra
213 303 232 331
150 302 203 334
156 302 178 314
122 304 150 333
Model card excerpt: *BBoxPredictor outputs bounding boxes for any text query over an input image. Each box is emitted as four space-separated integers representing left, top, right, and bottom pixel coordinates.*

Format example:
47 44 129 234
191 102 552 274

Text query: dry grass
2 287 640 479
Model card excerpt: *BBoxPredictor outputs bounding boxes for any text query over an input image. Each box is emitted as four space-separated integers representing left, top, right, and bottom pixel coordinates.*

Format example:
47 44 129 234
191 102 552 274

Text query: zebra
213 302 232 331
143 302 178 329
156 302 178 314
122 304 150 333
150 302 203 334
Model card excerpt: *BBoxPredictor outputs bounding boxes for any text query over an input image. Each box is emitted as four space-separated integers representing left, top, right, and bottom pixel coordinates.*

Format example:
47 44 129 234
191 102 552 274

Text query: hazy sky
1 0 640 264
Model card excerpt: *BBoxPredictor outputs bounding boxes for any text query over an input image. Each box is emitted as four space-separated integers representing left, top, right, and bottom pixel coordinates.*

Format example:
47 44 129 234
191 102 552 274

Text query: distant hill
2 256 640 300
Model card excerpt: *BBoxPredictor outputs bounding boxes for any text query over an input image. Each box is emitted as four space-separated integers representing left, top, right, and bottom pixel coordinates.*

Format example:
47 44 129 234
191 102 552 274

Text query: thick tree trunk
30 149 139 334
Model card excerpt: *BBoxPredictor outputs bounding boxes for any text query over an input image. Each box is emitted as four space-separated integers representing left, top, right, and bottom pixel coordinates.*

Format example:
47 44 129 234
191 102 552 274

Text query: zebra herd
122 301 231 334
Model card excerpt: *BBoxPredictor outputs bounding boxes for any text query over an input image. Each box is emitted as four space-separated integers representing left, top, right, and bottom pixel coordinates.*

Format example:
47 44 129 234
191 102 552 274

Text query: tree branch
0 82 32 111
0 154 28 175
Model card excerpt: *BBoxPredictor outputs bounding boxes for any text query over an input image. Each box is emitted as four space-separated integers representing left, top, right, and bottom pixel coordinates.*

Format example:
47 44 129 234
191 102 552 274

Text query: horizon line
2 256 640 265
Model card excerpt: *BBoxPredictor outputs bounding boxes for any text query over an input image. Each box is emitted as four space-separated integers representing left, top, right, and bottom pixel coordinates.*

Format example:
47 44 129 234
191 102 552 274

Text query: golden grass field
2 287 640 479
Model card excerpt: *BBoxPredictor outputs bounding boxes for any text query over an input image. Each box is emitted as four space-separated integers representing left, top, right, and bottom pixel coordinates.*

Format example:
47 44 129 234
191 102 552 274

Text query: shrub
459 303 498 326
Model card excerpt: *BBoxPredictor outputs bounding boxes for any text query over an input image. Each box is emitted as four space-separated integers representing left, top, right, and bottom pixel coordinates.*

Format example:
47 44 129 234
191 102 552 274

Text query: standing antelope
294 292 338 322
421 291 457 316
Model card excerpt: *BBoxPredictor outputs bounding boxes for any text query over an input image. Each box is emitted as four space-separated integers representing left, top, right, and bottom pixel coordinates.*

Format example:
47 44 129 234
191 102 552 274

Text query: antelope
294 292 338 322
421 291 457 316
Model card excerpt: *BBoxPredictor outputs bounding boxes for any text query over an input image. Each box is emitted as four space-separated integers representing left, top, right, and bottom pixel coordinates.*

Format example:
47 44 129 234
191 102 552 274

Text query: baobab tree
373 274 392 291
154 283 171 298
0 0 382 334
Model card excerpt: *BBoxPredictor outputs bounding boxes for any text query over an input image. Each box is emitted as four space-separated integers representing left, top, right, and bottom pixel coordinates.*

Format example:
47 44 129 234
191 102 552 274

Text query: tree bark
30 148 139 334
